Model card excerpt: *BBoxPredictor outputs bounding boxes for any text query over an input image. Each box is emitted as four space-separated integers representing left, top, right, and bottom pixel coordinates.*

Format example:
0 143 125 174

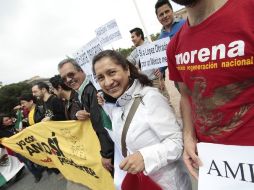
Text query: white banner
73 38 103 90
73 46 90 73
197 143 254 190
137 37 170 71
85 38 103 61
105 19 122 44
95 19 122 47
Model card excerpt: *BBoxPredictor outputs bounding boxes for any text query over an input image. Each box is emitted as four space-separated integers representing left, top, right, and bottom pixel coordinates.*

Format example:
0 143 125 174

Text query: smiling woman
92 50 191 190
93 50 152 99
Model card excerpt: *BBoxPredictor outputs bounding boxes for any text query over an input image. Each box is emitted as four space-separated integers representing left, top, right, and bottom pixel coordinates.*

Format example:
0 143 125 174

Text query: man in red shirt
167 0 254 179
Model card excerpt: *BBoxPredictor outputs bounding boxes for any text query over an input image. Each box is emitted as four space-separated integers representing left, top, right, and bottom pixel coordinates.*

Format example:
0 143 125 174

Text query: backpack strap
121 97 141 157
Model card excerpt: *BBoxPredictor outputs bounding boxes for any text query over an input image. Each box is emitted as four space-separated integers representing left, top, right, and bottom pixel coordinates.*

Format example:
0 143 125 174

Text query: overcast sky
0 0 183 85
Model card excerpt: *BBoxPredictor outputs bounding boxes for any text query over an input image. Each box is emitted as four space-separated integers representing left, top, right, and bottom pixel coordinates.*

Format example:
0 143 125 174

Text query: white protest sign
95 19 122 47
197 143 254 190
106 19 122 44
95 25 108 47
73 38 103 90
73 47 90 73
137 37 170 71
85 38 103 61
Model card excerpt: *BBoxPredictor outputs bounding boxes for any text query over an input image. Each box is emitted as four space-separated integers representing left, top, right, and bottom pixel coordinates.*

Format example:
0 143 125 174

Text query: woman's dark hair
92 50 153 87
49 75 72 91
0 113 11 126
19 93 42 105
19 93 35 102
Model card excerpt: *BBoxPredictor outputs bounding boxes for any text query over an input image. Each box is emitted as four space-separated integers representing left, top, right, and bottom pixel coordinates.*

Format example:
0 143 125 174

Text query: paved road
1 168 67 190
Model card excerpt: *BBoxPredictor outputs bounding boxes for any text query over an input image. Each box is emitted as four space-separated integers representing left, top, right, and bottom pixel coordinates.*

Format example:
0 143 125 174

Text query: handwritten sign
73 38 103 90
137 37 170 71
73 47 90 73
95 19 122 47
85 38 103 61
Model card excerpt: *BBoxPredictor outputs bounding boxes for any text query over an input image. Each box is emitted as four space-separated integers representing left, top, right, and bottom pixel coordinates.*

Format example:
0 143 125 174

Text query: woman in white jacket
92 50 191 190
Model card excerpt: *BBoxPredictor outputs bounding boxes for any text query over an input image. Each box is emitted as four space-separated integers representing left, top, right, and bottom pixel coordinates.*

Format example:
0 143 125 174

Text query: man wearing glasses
58 58 114 172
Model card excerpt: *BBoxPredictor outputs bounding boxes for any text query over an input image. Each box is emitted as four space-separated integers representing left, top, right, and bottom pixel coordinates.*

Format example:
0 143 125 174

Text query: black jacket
0 125 17 138
80 83 114 159
64 90 82 120
44 95 66 121
33 104 45 124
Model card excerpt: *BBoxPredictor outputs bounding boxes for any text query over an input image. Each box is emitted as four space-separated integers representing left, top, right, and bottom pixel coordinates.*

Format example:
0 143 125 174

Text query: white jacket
111 80 191 190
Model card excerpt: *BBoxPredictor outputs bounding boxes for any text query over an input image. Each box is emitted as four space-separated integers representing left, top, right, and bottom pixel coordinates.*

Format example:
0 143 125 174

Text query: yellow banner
0 120 115 190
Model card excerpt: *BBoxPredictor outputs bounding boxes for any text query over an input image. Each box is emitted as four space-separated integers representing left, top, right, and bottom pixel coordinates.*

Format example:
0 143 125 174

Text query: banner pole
132 0 152 42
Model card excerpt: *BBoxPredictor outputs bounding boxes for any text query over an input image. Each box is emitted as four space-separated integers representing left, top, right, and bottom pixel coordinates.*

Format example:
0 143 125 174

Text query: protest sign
73 38 103 89
95 19 122 47
85 38 104 61
73 46 90 74
137 37 170 71
105 19 122 44
0 120 115 190
197 143 254 190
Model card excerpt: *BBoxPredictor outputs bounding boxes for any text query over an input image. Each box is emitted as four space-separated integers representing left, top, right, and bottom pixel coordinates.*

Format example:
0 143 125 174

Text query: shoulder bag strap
121 97 141 157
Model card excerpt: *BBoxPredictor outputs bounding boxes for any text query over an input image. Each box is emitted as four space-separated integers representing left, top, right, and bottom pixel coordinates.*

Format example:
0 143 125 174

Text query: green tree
116 47 134 58
150 33 160 41
0 82 32 114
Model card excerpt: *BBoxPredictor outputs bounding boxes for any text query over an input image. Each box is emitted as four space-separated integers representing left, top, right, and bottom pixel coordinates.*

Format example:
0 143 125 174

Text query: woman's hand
97 92 105 106
119 152 145 174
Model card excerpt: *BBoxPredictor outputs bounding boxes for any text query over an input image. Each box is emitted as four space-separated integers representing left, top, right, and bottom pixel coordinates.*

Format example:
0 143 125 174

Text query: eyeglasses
61 72 77 82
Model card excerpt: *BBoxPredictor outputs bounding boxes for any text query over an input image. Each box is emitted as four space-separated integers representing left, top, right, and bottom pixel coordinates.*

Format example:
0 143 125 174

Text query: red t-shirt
167 0 254 145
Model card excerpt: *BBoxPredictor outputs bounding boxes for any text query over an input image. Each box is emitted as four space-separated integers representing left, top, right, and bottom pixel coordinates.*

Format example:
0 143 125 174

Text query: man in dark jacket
58 58 114 171
32 82 66 121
